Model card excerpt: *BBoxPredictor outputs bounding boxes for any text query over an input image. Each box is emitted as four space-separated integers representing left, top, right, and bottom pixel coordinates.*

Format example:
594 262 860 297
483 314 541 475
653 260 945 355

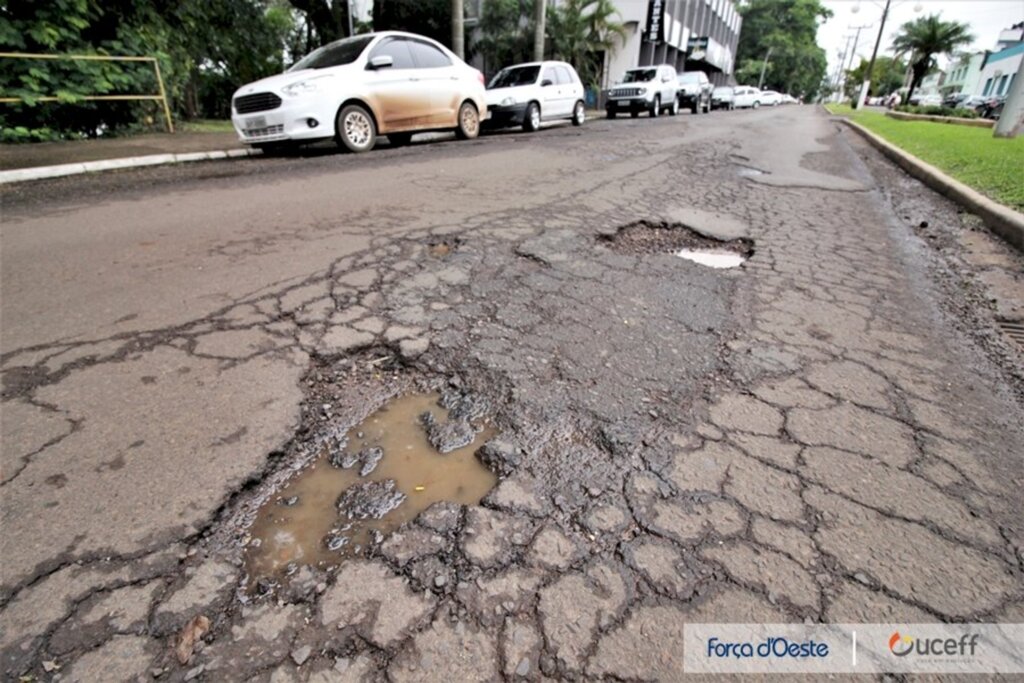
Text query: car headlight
281 78 325 97
500 96 516 107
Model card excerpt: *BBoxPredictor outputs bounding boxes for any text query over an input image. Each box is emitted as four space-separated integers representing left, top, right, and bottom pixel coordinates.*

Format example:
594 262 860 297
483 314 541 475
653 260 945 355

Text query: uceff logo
706 637 830 660
888 631 981 657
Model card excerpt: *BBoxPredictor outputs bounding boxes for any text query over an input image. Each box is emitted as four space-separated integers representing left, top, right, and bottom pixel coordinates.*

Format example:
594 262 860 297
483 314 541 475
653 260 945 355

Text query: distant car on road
484 61 586 131
677 71 713 114
710 86 735 110
606 65 679 118
759 90 783 106
908 93 943 107
731 86 762 109
230 31 487 153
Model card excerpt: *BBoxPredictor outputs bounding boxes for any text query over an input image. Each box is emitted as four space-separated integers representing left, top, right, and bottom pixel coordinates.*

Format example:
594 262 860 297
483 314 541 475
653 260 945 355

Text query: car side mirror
368 55 393 70
541 79 553 87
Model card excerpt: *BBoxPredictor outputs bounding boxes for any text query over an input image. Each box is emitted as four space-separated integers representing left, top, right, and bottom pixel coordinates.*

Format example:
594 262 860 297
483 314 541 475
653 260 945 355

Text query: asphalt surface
2 105 1023 681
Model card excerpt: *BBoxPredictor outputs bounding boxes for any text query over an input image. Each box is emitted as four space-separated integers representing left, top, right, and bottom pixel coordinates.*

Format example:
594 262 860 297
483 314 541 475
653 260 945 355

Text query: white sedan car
485 61 586 131
231 31 487 153
732 86 762 109
759 90 783 106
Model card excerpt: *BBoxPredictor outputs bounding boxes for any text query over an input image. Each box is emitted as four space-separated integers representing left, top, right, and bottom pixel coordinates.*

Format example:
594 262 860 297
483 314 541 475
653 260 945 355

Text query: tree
843 55 906 100
891 14 973 102
472 0 534 78
735 0 832 99
374 0 451 47
547 0 626 91
284 0 351 46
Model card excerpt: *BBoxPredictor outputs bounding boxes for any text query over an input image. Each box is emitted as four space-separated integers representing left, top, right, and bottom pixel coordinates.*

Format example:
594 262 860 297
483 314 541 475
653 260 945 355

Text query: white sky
817 0 1023 75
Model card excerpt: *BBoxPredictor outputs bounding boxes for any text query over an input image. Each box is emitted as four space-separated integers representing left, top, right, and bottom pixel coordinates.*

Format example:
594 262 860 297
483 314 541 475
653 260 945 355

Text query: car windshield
488 65 540 89
713 87 733 95
678 73 701 84
288 35 374 71
622 69 656 83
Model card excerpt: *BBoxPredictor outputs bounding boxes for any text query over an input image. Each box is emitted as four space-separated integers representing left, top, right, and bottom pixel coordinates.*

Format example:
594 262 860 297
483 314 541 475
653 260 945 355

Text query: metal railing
0 52 174 133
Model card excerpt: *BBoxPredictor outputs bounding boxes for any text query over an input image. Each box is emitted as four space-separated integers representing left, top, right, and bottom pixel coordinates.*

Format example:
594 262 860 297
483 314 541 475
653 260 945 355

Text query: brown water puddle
245 392 496 578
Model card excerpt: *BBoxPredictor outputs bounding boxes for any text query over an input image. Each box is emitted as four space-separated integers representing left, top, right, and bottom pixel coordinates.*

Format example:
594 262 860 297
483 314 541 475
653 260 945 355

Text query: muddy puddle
245 392 496 579
675 249 747 268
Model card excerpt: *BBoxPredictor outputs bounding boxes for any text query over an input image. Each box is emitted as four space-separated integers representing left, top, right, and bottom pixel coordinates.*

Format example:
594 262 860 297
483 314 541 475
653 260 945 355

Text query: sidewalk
0 130 245 171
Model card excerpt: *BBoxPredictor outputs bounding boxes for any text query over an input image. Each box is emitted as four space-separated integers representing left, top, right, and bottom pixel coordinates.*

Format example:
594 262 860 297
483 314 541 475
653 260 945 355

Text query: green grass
824 103 1024 211
179 119 235 133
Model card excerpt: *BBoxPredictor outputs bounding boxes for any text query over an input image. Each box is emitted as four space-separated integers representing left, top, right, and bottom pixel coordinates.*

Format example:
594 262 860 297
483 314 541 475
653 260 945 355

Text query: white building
942 51 986 97
979 43 1023 98
599 0 742 90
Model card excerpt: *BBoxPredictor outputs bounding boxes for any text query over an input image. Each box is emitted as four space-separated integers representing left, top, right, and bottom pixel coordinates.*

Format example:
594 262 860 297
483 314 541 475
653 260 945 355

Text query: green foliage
843 56 906 100
735 0 831 99
472 0 535 76
0 0 293 140
547 0 625 91
896 104 979 119
374 0 451 47
891 14 973 102
833 107 1024 210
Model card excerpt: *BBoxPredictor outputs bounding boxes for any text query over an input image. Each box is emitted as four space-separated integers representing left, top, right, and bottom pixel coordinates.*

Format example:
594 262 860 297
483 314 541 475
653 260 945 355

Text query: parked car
942 92 968 107
484 61 585 131
759 90 782 106
677 70 712 113
908 93 942 106
710 86 735 110
731 86 762 108
230 31 487 153
606 65 679 118
781 93 800 104
977 95 1005 120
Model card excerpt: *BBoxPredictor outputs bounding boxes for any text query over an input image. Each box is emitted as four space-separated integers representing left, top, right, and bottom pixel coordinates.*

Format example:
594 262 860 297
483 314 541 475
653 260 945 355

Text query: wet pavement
2 105 1023 681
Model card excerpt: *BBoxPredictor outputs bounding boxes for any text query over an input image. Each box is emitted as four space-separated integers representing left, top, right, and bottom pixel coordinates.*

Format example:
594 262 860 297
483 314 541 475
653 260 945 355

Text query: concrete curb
0 148 260 185
841 118 1024 252
885 110 994 128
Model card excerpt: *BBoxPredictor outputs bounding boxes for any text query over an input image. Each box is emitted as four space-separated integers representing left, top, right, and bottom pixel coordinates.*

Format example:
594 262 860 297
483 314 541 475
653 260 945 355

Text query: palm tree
891 14 973 102
547 0 626 91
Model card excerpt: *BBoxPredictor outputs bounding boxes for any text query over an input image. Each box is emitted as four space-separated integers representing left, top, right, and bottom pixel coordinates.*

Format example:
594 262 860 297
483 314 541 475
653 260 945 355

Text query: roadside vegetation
826 104 1024 211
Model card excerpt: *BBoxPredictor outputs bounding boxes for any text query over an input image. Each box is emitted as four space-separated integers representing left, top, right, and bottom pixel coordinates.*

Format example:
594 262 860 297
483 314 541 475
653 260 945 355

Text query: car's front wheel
607 108 617 119
753 101 761 109
455 101 480 140
523 102 541 132
670 98 679 116
572 100 585 126
336 104 376 153
650 95 661 117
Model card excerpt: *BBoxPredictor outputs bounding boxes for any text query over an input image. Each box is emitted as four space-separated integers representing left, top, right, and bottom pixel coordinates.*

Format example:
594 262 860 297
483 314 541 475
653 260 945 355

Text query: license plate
245 116 267 130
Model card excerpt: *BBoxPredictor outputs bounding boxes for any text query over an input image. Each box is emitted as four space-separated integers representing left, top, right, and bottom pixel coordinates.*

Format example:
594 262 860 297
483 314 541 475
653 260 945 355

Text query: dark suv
677 71 712 114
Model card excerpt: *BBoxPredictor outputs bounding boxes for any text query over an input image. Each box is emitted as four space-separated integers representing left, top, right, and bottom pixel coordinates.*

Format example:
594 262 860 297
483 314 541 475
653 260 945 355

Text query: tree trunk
534 0 546 61
907 60 928 104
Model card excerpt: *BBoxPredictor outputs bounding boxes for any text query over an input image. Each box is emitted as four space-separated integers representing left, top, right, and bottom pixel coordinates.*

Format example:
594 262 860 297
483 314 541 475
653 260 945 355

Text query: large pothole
598 220 754 267
244 390 497 582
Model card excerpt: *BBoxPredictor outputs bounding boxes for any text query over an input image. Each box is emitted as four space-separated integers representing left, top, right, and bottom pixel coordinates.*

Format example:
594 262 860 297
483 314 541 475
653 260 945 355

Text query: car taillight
476 70 484 85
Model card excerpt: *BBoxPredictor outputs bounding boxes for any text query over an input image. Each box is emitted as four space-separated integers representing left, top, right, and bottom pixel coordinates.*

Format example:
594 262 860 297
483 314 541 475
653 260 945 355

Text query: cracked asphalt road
2 106 1023 681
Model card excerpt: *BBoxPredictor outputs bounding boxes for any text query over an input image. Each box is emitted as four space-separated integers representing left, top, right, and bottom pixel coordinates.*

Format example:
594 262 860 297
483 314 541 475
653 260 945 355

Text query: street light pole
452 0 464 59
857 0 892 109
534 0 546 61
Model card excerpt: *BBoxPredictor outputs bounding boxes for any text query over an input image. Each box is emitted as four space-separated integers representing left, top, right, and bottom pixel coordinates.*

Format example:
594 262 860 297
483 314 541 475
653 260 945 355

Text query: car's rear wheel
670 98 679 116
455 101 480 140
691 101 699 114
388 132 412 147
650 95 661 117
753 101 761 109
523 102 541 132
336 104 376 153
572 100 585 126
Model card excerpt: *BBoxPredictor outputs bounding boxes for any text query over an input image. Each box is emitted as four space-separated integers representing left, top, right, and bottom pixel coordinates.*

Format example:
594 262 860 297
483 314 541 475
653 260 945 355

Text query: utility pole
758 46 774 89
835 35 854 98
994 57 1024 138
857 0 891 109
347 0 354 37
452 0 464 59
534 0 546 61
846 24 871 75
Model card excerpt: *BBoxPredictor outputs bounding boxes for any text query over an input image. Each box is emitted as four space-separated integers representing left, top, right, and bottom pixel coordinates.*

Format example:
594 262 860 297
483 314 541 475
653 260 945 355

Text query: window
368 38 416 69
408 40 452 68
289 36 373 71
998 74 1009 95
554 66 573 85
983 78 993 95
489 65 540 88
542 66 557 84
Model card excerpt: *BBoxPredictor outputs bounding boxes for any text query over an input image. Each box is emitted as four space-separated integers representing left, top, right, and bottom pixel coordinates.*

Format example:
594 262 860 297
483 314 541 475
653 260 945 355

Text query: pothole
598 220 753 266
427 236 462 258
243 390 496 583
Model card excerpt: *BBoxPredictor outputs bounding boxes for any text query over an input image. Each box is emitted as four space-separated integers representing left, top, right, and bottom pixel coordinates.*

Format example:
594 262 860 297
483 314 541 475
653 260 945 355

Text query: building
599 0 742 89
941 51 986 98
978 43 1022 98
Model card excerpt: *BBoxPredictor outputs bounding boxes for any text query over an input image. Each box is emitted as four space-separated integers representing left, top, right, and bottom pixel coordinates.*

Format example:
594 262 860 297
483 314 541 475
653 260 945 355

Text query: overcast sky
817 0 1023 75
